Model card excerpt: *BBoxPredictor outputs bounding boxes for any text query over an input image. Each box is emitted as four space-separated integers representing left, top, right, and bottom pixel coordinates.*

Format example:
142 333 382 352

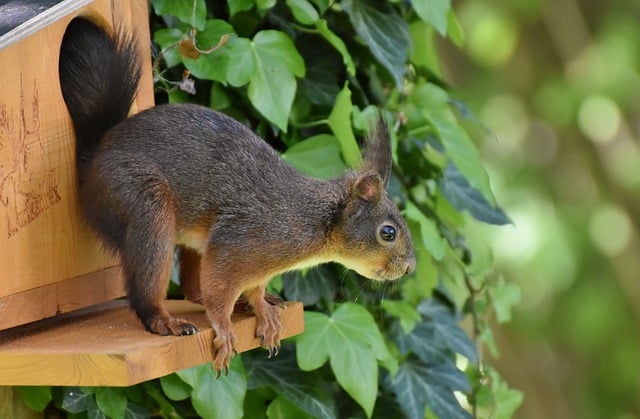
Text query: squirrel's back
58 18 141 177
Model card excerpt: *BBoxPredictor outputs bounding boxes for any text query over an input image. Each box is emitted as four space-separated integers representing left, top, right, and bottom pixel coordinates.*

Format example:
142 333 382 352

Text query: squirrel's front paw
255 303 283 358
212 331 238 377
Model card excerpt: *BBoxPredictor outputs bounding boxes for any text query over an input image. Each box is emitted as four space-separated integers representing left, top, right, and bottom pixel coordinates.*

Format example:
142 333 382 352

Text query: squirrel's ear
362 114 392 187
353 173 383 202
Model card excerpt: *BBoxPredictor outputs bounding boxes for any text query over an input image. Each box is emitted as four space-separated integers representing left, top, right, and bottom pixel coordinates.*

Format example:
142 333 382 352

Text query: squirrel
58 18 415 373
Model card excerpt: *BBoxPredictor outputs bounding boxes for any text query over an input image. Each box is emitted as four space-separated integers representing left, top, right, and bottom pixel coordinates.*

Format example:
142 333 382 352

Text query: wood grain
0 0 153 328
0 299 305 386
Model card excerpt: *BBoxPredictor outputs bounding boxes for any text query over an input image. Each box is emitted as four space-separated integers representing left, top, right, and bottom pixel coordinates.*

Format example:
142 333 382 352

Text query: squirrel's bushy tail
58 18 141 176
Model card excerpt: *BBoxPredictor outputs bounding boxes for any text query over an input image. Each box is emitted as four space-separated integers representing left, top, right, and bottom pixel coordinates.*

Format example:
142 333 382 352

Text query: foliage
17 0 522 417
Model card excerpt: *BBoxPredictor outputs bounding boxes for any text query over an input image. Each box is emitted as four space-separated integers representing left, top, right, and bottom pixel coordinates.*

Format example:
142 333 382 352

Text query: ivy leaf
405 201 446 261
123 404 149 419
16 386 52 412
95 388 127 419
315 19 356 76
267 395 316 419
160 373 192 401
286 0 319 24
282 134 346 179
297 44 341 106
381 300 422 334
182 20 235 82
388 357 472 419
328 83 362 167
391 320 447 363
228 0 255 16
410 0 451 36
489 367 524 418
281 267 338 306
61 388 94 413
153 28 184 68
439 163 511 225
225 37 255 86
297 304 398 416
247 30 305 131
490 277 521 323
426 108 496 206
176 359 247 419
245 345 337 419
418 299 477 362
342 0 410 88
150 0 207 30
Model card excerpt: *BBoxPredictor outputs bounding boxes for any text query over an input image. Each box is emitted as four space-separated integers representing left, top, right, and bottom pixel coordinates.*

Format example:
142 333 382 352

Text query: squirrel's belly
176 225 209 254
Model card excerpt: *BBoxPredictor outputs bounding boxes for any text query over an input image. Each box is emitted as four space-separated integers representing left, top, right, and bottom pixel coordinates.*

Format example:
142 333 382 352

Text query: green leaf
95 388 127 419
409 20 441 76
61 388 93 413
297 304 398 416
267 395 315 419
281 267 338 306
418 299 477 362
446 9 465 47
245 346 336 419
342 0 410 88
150 0 207 30
297 41 341 106
248 30 306 131
225 37 255 86
381 300 422 334
177 359 247 419
16 386 52 412
182 20 235 82
153 28 184 68
315 20 356 76
160 373 192 401
330 339 377 417
257 0 277 12
439 163 511 225
411 0 451 36
282 134 346 179
388 357 472 419
426 109 496 206
328 84 362 167
286 0 319 24
489 367 524 418
490 277 521 323
228 0 255 16
405 201 446 261
123 404 149 419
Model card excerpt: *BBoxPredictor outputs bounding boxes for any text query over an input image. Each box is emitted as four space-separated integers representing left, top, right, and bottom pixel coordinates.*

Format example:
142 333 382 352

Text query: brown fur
59 18 416 373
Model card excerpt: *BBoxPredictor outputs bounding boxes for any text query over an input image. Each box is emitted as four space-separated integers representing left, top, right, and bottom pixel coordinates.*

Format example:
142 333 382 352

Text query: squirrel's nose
405 256 416 275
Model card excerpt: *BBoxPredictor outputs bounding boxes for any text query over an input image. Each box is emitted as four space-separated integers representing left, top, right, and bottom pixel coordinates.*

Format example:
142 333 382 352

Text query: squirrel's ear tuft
353 173 383 202
362 113 392 187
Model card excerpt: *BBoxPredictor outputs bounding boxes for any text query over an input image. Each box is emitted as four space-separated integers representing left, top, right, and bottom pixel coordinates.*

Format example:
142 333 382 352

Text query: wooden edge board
0 0 93 50
0 299 304 386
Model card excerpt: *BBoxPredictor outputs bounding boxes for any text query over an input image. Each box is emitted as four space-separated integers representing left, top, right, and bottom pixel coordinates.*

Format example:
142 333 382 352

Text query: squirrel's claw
211 328 237 376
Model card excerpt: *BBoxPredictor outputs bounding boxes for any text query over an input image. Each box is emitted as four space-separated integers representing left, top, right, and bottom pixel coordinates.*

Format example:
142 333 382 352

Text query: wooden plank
0 266 125 330
0 300 304 386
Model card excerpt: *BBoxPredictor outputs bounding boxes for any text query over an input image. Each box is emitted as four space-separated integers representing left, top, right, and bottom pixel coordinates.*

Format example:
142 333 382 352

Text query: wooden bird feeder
0 0 303 386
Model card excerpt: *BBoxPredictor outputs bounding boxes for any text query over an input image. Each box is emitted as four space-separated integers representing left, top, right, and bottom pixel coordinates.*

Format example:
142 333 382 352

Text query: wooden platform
0 300 304 386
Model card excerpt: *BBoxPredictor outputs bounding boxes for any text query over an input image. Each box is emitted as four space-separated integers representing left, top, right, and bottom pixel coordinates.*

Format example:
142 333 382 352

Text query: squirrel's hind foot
254 302 283 357
212 329 238 376
146 313 199 336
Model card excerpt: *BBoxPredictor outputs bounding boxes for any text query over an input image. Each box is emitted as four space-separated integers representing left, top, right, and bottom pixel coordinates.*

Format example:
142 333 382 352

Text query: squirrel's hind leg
178 246 203 304
123 208 198 336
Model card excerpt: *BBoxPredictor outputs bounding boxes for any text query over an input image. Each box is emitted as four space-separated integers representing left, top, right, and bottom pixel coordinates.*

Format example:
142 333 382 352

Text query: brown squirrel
58 18 415 373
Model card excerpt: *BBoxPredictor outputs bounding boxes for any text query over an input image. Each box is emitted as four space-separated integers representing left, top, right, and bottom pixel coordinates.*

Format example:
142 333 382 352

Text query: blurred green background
441 0 640 417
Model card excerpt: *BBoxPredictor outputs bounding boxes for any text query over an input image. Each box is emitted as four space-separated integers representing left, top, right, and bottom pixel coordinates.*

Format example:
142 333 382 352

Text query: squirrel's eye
379 225 397 242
